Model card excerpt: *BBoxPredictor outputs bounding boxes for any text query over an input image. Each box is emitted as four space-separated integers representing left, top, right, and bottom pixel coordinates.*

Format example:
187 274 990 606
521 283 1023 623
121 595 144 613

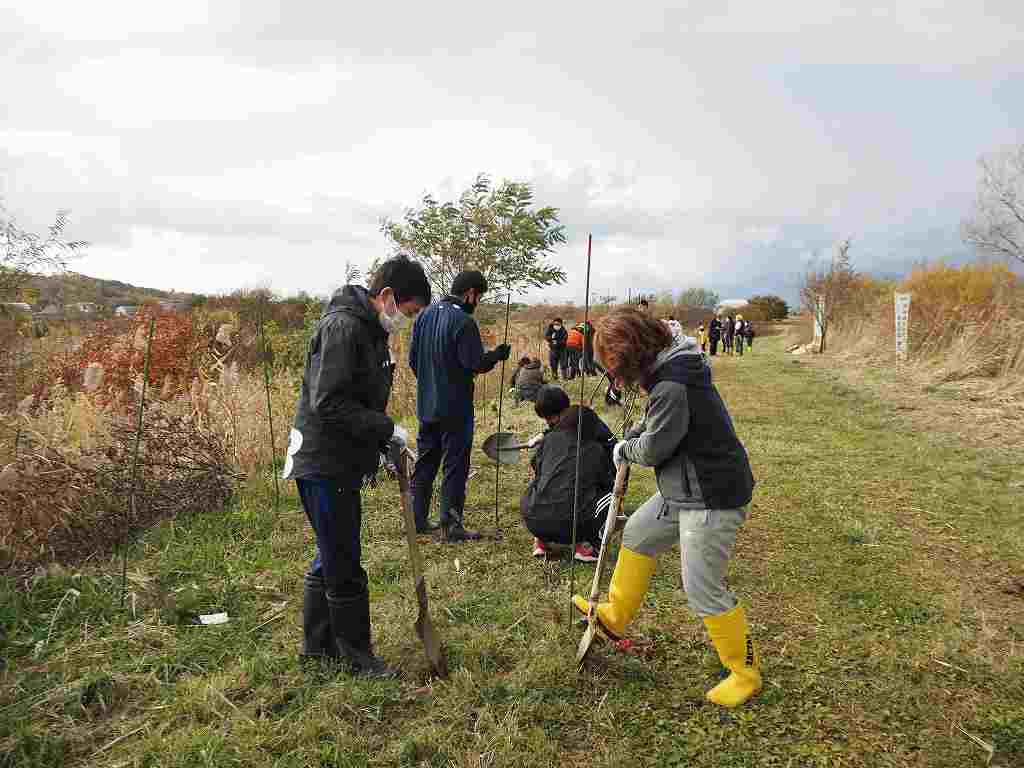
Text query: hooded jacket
520 406 615 535
545 323 568 350
285 285 395 488
621 339 755 510
514 359 545 401
410 296 503 425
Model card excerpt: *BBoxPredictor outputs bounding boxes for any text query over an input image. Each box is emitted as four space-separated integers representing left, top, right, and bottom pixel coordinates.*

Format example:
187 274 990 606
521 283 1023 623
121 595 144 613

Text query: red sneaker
532 538 547 558
574 542 599 563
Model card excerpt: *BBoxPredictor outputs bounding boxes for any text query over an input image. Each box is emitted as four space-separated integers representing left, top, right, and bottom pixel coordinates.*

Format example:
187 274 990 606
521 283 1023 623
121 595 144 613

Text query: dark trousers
412 417 474 527
522 499 604 547
548 348 565 380
710 337 719 355
583 348 597 375
566 349 581 379
296 478 366 599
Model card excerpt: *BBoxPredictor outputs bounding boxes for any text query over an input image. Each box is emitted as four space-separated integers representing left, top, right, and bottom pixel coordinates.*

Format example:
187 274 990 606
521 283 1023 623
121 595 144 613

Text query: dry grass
791 263 1024 450
2 337 1022 767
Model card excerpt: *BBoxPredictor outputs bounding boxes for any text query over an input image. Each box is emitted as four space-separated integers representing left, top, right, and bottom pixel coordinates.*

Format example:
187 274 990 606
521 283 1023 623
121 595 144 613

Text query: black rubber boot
442 511 482 542
301 574 337 660
326 591 397 679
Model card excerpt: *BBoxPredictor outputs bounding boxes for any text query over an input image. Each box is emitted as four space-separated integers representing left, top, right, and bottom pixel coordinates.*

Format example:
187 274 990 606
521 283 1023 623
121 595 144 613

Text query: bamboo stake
569 235 593 622
492 290 513 532
121 316 155 609
258 301 280 513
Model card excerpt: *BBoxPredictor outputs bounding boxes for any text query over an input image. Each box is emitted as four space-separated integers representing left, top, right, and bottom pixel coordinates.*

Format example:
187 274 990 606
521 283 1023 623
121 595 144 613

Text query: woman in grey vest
572 308 761 708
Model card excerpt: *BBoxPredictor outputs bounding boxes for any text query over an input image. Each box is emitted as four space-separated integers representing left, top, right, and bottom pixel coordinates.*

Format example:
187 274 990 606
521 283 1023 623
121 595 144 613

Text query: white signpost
813 296 825 348
894 292 911 361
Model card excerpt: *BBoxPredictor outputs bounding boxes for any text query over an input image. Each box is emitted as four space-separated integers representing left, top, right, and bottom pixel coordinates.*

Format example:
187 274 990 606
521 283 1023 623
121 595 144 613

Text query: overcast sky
2 1 1021 304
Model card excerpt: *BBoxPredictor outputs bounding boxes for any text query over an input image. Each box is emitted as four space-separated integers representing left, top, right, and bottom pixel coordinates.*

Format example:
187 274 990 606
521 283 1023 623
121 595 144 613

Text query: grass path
2 338 1022 767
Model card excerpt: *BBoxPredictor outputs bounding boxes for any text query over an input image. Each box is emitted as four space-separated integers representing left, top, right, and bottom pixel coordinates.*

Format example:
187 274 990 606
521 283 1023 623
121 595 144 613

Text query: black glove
495 343 512 361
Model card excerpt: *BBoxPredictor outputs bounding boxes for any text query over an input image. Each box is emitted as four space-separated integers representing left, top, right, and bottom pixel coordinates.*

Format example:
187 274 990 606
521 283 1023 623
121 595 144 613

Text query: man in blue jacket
410 270 511 541
284 255 431 677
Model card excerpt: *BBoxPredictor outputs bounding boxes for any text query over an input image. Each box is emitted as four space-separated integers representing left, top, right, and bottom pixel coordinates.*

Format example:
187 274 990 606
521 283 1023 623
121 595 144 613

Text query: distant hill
25 272 199 311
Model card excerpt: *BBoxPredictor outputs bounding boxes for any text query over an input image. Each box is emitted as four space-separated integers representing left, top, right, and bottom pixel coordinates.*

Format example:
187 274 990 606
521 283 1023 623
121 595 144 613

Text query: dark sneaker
348 650 398 679
415 521 441 534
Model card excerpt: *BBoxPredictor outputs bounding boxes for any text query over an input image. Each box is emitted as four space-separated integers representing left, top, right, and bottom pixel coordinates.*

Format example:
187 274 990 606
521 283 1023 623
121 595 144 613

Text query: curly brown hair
594 308 673 385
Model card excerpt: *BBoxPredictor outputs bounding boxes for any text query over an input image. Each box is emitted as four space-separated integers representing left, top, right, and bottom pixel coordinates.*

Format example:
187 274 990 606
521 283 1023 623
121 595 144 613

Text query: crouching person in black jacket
520 386 616 563
283 255 431 677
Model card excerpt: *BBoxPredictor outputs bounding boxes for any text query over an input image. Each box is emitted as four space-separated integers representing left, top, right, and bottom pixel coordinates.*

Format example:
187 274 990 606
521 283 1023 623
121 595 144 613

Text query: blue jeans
411 417 474 527
296 478 367 599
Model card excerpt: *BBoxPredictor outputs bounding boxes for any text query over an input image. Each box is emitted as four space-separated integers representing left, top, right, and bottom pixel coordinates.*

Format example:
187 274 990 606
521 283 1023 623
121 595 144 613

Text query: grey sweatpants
622 492 746 617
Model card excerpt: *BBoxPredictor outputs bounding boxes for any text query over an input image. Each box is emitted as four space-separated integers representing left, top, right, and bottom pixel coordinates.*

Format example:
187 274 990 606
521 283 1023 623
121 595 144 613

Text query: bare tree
1 207 86 300
800 238 855 353
962 145 1024 264
677 287 721 309
344 261 362 285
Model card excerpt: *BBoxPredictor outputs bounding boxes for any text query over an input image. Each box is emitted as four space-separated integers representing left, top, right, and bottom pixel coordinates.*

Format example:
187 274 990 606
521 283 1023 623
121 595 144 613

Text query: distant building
114 305 139 317
68 302 99 314
0 302 32 315
157 299 187 313
37 304 63 317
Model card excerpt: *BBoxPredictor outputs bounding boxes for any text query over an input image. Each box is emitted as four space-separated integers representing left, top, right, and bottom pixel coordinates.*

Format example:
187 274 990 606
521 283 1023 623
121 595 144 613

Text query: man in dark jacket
410 270 511 541
723 314 735 354
708 316 722 356
284 255 431 677
544 318 568 380
520 386 615 562
581 320 597 376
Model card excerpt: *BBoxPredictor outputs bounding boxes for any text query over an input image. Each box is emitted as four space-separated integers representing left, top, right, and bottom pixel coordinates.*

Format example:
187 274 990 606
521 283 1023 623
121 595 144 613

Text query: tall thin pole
493 290 513 532
121 316 155 609
258 301 280 513
569 235 593 622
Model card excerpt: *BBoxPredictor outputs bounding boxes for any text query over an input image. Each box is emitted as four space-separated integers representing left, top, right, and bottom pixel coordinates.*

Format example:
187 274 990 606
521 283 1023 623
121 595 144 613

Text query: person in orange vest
566 323 585 380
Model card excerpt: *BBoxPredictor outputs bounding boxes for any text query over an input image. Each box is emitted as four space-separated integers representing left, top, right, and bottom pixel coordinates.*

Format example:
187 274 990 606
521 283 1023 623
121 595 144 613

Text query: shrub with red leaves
42 312 209 407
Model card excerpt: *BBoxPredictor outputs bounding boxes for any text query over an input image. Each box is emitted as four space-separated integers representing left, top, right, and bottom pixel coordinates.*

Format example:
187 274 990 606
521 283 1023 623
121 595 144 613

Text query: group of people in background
543 317 598 381
699 314 756 357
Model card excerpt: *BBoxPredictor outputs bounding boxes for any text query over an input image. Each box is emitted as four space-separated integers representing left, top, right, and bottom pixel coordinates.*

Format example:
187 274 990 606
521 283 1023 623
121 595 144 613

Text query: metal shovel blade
414 576 449 678
575 620 599 671
481 432 528 465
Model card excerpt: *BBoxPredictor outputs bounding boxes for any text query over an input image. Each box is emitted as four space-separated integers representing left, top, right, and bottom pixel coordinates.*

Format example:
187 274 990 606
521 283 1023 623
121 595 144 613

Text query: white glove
391 424 409 448
527 433 544 448
612 441 629 467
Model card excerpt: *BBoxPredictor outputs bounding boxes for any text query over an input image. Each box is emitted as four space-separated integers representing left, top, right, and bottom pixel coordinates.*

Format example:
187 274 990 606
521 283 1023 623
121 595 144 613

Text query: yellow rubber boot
703 605 762 707
572 547 657 640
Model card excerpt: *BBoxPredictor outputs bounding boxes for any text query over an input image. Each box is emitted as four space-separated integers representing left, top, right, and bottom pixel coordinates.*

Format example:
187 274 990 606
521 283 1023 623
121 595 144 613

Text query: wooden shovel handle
396 449 425 582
